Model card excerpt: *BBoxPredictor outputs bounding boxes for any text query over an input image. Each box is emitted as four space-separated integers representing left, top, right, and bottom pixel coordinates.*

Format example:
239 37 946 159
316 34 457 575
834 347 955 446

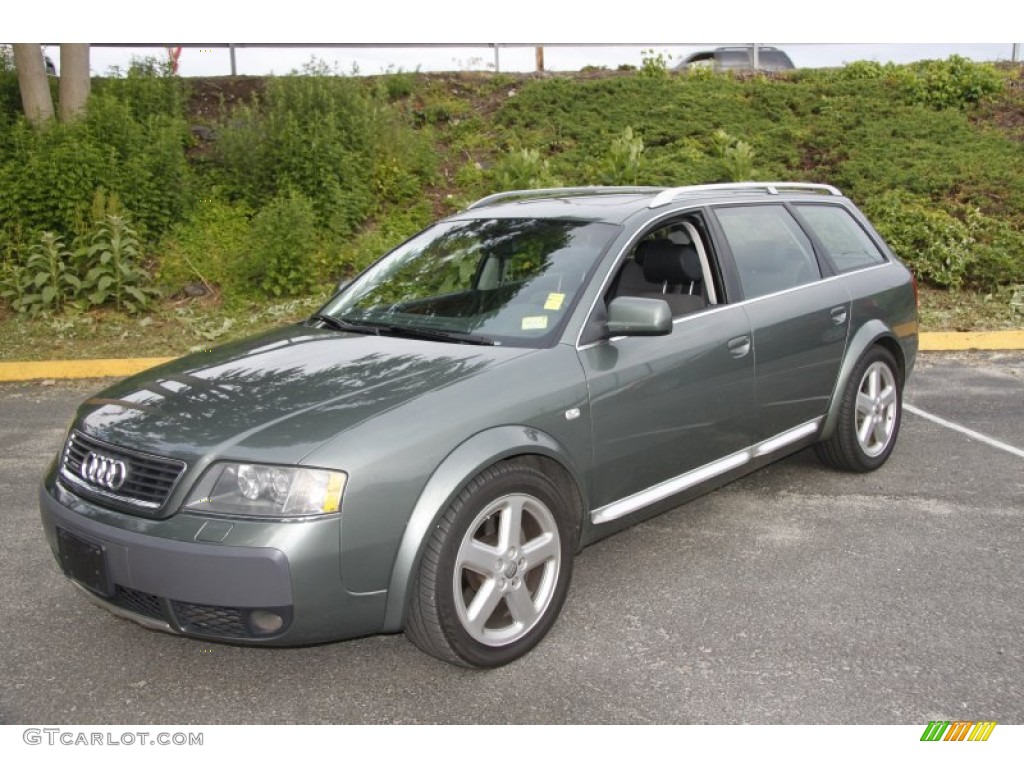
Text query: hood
76 324 532 465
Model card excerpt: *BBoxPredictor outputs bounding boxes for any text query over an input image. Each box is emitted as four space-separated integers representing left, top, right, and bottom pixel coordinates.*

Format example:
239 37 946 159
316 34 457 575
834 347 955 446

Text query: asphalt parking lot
1 351 1021 725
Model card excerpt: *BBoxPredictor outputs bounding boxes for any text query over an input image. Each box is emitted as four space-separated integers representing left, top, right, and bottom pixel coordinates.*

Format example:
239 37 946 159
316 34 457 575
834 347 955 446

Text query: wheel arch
821 321 906 441
381 425 587 632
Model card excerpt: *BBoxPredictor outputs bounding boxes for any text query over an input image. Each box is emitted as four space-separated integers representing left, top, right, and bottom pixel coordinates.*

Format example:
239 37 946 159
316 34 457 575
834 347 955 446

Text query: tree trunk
58 44 91 122
12 44 54 126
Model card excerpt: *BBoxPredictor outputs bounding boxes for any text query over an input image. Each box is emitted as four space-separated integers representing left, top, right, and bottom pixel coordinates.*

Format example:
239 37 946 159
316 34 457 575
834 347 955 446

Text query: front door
579 304 756 516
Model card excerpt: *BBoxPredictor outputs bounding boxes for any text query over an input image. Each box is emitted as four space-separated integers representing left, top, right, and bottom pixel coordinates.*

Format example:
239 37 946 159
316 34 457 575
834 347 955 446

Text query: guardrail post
229 43 237 76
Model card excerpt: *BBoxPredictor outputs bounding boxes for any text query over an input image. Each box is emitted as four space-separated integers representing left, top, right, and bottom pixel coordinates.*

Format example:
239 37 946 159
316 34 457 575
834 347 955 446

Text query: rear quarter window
795 204 887 273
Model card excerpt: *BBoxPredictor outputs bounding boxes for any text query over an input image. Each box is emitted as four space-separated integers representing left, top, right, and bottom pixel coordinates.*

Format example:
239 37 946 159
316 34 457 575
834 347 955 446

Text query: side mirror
335 278 351 295
606 297 672 337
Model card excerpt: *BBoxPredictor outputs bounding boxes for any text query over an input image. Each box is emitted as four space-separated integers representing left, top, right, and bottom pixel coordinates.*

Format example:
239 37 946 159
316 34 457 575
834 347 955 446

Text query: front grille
171 600 251 639
109 585 165 622
60 430 186 514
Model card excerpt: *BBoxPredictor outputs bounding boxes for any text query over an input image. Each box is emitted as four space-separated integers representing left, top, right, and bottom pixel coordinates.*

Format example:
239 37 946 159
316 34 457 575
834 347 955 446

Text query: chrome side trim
592 451 748 525
752 419 822 457
590 417 823 525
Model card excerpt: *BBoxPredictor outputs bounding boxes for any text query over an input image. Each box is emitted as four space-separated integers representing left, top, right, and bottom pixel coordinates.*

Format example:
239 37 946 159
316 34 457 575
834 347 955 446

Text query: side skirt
590 418 822 525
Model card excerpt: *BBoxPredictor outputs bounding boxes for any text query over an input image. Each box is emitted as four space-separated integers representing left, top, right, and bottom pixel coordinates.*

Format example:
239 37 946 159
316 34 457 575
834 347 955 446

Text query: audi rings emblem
81 451 128 490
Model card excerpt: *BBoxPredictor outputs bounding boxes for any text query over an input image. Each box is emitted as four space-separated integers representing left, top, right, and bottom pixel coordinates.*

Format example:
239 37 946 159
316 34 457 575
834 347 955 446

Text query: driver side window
609 219 716 317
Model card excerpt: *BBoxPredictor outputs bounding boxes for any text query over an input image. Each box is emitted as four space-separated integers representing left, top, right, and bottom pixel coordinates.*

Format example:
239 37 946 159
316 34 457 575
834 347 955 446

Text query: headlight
184 463 347 518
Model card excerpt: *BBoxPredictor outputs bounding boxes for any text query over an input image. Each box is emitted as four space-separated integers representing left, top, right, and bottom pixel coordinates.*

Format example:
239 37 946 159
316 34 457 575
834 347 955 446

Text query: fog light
248 609 285 634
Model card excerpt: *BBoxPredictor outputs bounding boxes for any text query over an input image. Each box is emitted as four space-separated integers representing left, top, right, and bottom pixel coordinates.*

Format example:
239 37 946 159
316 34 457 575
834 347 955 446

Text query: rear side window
714 205 820 300
795 204 887 273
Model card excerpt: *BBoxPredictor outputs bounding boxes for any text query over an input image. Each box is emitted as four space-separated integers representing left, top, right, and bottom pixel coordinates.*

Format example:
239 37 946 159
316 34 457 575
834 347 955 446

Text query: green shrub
865 192 1024 291
241 190 320 298
907 56 1002 110
213 73 434 240
865 193 975 289
382 70 416 100
963 208 1024 289
0 45 20 120
639 50 669 78
711 129 757 181
95 56 186 121
0 232 80 316
598 126 645 185
81 215 159 312
157 198 254 296
1 216 158 315
829 56 1002 110
491 148 559 190
836 60 889 81
0 81 191 255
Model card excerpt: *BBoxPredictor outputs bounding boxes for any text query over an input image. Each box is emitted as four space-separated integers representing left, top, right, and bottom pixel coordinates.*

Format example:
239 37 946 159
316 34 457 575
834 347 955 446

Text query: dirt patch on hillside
187 77 265 122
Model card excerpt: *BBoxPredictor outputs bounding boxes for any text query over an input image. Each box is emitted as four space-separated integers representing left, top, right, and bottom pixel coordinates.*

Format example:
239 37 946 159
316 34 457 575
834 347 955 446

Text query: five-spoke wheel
854 360 899 458
453 493 561 647
816 345 903 472
405 460 574 667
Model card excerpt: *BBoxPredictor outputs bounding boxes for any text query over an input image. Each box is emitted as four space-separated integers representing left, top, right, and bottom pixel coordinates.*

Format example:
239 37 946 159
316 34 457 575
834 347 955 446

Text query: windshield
319 217 619 347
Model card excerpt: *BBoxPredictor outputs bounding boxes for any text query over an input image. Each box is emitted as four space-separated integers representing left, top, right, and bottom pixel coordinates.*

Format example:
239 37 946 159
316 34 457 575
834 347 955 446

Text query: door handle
727 335 751 358
830 306 848 325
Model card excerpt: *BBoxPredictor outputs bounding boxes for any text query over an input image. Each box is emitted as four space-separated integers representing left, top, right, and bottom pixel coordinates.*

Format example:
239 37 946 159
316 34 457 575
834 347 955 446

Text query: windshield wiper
312 315 494 345
376 324 496 346
310 313 380 335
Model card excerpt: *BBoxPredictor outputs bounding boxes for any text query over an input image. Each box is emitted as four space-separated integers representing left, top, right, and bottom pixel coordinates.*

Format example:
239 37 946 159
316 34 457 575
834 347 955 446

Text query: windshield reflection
323 218 618 347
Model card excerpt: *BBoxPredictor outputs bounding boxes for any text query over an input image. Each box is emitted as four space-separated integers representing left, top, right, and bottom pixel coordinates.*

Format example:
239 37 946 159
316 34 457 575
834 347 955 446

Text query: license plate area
57 528 113 597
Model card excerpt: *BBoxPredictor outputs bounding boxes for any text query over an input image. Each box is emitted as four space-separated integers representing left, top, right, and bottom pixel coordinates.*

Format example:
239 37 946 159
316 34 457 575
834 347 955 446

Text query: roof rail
466 186 662 211
648 182 843 209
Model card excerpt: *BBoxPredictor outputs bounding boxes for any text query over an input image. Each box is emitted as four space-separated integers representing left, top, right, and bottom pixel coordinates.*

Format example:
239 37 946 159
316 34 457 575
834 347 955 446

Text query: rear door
709 204 851 440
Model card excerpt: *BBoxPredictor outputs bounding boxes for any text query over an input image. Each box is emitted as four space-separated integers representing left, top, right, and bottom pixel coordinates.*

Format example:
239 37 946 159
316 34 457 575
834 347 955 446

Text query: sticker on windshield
544 293 565 311
522 316 549 330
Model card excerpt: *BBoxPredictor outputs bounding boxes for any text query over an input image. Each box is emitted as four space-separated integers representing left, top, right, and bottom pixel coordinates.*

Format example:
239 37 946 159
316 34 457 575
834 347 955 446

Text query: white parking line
905 403 1024 460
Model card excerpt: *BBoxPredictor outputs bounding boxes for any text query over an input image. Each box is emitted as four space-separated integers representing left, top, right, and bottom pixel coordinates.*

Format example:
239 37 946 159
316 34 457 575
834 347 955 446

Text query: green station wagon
40 182 918 667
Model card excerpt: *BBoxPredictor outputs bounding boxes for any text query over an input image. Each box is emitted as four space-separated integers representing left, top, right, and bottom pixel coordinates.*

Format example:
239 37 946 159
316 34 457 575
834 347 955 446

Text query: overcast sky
11 0 1023 77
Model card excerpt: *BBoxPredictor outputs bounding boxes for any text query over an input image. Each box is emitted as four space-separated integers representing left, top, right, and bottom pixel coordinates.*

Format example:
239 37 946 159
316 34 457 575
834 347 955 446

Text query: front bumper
39 478 387 645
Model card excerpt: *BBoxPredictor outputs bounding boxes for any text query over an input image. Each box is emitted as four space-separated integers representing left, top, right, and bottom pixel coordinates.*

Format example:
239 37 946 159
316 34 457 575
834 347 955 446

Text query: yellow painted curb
0 357 174 382
0 331 1022 382
918 330 1024 352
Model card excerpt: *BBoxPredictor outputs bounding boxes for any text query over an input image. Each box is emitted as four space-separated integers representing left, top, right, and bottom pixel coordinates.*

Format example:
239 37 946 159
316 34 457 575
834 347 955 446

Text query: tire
816 345 902 472
405 459 575 668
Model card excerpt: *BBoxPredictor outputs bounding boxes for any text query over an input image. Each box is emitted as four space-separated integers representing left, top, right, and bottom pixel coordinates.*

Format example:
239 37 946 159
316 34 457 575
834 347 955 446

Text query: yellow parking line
918 330 1024 351
0 358 174 382
0 331 1021 382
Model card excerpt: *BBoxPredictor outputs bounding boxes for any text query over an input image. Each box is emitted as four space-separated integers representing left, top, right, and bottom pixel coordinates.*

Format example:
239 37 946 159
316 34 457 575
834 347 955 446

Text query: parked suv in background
41 182 917 667
678 46 796 72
